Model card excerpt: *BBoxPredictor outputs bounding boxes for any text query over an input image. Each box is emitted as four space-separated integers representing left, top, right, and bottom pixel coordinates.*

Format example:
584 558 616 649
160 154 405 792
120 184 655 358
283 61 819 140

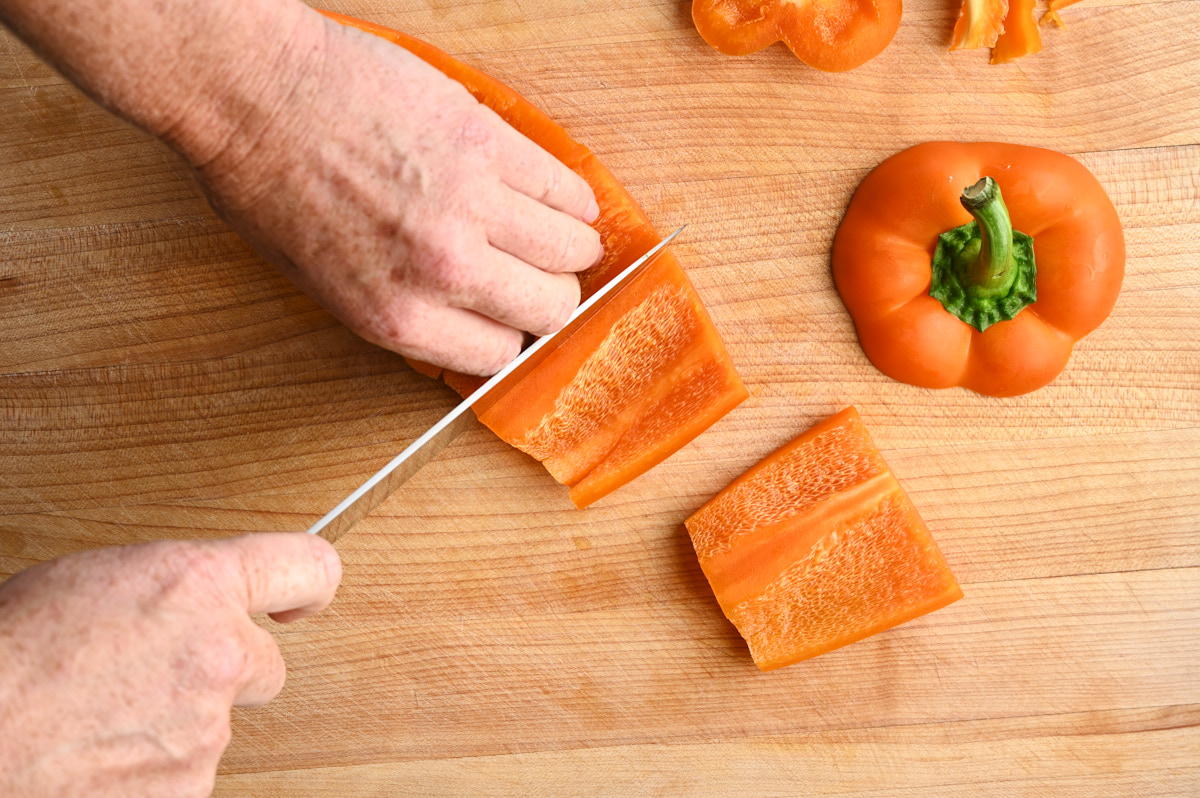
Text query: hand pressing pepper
0 0 603 377
691 0 902 72
832 142 1124 397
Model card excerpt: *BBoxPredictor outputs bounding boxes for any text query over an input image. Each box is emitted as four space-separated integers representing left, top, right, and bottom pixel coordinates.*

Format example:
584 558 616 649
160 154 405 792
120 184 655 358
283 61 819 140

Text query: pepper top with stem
930 176 1038 332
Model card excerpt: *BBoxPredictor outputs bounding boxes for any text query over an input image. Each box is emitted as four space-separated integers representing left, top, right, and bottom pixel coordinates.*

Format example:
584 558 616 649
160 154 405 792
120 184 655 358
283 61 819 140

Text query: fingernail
583 196 600 224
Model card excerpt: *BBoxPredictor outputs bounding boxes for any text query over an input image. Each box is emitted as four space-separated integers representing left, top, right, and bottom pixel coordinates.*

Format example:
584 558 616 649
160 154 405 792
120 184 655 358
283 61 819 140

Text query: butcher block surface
2 0 1198 794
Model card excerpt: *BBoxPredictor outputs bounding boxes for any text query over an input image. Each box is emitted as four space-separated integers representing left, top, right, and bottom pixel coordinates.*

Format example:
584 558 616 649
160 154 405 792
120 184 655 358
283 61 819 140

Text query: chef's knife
307 225 686 542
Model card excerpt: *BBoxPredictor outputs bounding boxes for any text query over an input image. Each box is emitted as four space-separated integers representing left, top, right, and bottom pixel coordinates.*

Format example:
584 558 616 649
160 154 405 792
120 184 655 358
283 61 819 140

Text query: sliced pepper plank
686 407 962 671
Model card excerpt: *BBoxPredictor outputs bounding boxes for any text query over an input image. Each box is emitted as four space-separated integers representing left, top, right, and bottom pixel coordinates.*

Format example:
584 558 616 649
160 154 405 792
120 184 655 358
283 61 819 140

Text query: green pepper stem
955 177 1017 300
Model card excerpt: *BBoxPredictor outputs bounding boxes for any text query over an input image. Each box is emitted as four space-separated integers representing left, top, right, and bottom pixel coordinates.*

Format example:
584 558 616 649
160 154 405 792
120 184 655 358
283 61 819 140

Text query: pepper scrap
691 0 903 72
1041 0 1084 28
832 142 1124 398
685 407 962 671
950 0 1044 63
950 0 1007 51
321 11 749 508
991 0 1042 63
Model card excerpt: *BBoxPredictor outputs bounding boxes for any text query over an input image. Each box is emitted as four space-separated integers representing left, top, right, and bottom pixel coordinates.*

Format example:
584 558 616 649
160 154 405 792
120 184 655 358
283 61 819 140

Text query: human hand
0 533 342 798
194 15 604 376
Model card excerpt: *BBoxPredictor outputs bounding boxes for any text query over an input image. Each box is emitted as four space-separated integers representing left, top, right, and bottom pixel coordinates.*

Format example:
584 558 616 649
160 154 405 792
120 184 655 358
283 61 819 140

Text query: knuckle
416 237 475 298
141 542 225 604
584 226 604 265
250 630 287 701
193 629 250 690
552 226 581 272
188 703 234 774
266 653 287 698
451 109 495 155
540 161 563 203
359 295 421 351
203 710 233 756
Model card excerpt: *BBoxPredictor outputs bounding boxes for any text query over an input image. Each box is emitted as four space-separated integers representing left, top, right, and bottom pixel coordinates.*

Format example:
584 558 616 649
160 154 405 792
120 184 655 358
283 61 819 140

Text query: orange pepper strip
686 407 962 671
691 0 903 72
992 0 1043 63
951 0 1009 50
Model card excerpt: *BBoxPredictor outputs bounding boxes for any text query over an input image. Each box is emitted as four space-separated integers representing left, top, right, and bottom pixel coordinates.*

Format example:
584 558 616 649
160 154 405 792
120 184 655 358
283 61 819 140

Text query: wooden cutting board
2 0 1198 794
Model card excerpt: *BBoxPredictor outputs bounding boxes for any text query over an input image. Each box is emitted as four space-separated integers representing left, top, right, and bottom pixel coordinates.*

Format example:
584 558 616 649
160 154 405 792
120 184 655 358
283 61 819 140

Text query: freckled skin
0 534 342 797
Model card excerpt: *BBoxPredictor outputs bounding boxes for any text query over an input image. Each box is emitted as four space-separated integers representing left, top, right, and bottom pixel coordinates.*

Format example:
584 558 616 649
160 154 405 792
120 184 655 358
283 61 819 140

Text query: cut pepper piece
691 0 903 72
321 11 748 508
950 0 1009 50
686 408 962 671
992 0 1043 63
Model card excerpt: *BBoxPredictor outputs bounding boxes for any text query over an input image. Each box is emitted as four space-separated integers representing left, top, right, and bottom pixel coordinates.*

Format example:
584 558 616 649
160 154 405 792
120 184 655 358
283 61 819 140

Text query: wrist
0 0 329 185
153 1 329 175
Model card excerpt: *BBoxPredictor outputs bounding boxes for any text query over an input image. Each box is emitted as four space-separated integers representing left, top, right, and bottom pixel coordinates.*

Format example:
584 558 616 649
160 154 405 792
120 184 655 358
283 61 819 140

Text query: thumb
207 532 343 623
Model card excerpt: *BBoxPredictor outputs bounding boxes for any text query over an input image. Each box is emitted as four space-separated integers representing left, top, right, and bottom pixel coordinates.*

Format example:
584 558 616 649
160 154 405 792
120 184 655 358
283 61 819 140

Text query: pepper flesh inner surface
686 407 962 671
951 0 1009 49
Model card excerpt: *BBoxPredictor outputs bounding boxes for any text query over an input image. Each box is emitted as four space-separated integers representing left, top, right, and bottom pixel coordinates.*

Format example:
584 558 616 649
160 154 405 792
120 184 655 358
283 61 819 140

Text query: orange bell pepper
832 142 1124 397
690 0 903 72
686 407 962 671
321 11 748 507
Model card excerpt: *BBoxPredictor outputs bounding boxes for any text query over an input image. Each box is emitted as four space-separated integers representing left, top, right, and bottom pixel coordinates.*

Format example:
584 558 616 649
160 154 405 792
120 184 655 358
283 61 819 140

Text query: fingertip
583 194 600 224
309 534 344 591
223 532 344 619
269 535 342 622
480 328 524 375
586 226 604 269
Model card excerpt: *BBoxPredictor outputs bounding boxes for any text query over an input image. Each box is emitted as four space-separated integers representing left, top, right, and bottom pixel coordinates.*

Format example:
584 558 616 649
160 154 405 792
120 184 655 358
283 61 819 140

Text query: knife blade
307 225 687 542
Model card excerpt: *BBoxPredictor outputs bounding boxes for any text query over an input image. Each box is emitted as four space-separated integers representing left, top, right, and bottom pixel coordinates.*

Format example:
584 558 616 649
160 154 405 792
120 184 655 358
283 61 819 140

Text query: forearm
0 0 326 169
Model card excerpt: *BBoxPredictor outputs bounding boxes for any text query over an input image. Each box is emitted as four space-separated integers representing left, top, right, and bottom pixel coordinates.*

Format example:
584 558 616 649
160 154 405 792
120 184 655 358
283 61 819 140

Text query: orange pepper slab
691 0 903 72
686 407 962 671
832 142 1124 397
321 11 748 508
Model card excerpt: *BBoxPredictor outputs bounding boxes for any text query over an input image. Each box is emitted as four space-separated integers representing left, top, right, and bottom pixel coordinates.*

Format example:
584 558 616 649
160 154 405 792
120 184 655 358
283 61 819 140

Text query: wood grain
221 707 1200 797
1 0 1198 794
